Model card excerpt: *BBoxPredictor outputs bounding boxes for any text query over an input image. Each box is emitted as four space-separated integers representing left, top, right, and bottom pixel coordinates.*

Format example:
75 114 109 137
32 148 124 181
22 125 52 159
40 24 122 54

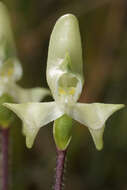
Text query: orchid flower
0 2 50 127
4 14 124 150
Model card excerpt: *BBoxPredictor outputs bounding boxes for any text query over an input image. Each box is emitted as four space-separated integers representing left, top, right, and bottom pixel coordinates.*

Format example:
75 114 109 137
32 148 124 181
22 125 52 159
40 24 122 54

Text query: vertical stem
54 148 67 190
1 128 9 190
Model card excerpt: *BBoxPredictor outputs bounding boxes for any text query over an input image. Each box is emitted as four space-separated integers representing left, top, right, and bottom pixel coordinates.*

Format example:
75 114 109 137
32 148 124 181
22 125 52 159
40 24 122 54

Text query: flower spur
4 14 124 150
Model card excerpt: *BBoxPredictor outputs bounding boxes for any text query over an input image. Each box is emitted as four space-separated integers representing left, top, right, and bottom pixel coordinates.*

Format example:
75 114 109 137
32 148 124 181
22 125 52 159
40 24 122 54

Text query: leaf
4 102 63 148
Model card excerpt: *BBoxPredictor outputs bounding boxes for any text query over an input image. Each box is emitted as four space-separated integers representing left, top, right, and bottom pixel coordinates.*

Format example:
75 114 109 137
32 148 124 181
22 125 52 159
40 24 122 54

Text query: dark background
1 0 127 189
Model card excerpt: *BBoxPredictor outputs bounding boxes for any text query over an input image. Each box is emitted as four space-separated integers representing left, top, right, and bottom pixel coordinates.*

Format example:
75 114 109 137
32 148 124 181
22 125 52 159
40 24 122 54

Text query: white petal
10 84 50 103
69 103 124 130
23 87 50 102
4 102 63 148
47 14 84 102
2 83 50 103
68 103 124 150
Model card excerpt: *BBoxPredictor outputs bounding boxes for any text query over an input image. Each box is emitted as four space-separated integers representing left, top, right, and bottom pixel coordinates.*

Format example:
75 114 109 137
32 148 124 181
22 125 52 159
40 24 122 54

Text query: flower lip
56 72 82 104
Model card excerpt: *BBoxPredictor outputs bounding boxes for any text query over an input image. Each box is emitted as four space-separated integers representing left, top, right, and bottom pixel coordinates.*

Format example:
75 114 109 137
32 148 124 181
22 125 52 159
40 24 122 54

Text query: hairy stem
54 148 67 190
2 128 9 190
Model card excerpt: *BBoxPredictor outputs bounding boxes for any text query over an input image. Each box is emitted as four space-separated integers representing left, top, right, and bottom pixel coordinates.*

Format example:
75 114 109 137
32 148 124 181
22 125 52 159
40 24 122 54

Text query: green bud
53 114 73 150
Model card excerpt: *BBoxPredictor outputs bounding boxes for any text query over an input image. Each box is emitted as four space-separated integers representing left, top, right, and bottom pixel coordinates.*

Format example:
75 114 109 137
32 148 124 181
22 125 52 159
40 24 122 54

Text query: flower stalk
1 127 9 190
54 148 67 190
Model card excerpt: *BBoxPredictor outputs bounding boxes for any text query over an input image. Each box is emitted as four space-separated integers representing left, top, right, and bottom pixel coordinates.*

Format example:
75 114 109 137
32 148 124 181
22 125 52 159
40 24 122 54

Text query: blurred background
1 0 127 189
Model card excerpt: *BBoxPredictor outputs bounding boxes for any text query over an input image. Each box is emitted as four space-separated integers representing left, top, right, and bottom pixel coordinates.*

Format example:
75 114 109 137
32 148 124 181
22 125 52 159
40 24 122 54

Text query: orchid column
4 14 125 190
0 3 50 190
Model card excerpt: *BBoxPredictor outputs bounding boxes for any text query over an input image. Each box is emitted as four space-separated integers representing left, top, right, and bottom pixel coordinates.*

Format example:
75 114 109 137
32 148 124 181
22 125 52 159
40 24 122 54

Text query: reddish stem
1 128 9 190
54 148 67 190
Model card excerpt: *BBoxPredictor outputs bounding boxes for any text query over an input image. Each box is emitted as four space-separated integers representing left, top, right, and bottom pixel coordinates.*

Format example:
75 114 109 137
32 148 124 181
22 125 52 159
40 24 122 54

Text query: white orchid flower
0 2 50 127
4 14 124 150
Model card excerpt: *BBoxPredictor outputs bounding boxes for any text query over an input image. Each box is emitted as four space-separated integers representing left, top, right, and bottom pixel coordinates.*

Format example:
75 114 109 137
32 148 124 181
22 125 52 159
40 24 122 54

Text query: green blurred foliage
0 0 127 189
0 94 14 127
